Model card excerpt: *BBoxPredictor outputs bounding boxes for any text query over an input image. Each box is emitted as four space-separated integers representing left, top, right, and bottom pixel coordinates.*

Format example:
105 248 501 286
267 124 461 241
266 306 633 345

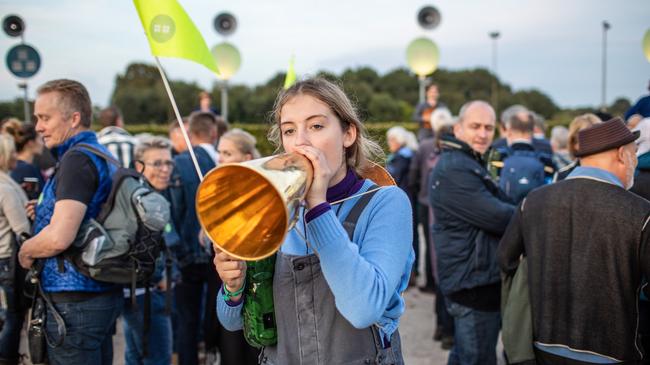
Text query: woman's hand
294 145 334 209
25 200 37 221
214 249 247 301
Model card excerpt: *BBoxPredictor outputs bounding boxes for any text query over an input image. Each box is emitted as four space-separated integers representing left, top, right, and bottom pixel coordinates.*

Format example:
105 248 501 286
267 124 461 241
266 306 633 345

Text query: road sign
6 44 41 78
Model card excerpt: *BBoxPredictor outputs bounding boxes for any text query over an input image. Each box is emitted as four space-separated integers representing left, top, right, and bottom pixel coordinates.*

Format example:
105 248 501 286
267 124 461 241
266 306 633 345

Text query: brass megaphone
196 153 395 261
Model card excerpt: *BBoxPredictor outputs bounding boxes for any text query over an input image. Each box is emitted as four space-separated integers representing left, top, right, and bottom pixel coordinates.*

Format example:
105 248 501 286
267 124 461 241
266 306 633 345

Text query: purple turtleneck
304 168 365 223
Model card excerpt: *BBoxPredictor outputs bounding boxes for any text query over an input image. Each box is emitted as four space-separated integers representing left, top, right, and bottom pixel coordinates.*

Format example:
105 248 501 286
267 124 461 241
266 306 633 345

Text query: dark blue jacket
625 95 650 120
168 147 215 269
429 135 515 297
34 131 116 292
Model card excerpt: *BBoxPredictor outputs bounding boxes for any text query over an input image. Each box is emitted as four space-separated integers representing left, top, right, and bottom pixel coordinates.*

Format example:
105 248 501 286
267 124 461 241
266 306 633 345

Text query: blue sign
6 44 40 78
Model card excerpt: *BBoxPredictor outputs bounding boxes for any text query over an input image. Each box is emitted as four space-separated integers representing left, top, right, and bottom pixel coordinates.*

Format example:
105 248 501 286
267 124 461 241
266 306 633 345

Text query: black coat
499 178 650 362
429 135 515 309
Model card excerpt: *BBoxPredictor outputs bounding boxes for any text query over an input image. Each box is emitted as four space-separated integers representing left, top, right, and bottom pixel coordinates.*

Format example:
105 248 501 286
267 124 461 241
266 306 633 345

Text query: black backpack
62 143 170 287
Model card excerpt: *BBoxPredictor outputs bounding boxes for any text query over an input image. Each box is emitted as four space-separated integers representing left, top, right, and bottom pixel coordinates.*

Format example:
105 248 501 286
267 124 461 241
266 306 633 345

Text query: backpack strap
342 185 380 241
72 143 121 167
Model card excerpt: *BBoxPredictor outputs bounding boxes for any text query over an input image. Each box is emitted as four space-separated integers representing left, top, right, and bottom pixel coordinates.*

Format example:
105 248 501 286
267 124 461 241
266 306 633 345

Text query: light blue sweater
217 179 414 339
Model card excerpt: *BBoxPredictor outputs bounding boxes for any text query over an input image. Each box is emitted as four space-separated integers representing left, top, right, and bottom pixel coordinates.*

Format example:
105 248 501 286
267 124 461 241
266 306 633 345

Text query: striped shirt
97 126 137 168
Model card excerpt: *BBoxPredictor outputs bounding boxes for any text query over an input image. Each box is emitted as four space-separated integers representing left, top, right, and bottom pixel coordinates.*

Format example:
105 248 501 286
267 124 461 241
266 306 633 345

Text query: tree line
0 62 632 128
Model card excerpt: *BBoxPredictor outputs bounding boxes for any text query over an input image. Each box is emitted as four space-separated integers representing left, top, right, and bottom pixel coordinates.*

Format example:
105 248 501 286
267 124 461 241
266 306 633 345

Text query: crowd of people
0 76 647 365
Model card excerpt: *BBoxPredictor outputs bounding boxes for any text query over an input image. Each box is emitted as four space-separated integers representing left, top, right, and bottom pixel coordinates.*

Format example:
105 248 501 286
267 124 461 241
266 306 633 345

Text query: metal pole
22 82 29 123
489 31 500 109
221 80 229 123
601 21 610 109
418 75 426 104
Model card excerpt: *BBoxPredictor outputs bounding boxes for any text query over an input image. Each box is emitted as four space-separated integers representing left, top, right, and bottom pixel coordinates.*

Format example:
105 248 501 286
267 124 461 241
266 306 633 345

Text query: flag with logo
133 0 219 74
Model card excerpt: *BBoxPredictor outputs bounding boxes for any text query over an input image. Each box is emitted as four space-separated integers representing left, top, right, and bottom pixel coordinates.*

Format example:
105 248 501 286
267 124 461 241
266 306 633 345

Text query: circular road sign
6 44 41 79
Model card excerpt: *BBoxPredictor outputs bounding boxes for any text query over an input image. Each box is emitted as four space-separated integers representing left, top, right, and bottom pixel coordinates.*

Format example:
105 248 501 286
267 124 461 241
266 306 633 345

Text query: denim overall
260 187 404 365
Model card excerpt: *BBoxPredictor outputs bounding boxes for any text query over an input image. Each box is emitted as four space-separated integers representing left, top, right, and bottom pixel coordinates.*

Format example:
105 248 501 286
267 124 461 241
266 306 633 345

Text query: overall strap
342 184 380 240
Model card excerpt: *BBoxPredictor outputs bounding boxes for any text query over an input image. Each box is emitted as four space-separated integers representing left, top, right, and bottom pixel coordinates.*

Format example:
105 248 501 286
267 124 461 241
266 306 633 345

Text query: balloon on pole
643 29 650 62
406 37 440 77
211 42 241 80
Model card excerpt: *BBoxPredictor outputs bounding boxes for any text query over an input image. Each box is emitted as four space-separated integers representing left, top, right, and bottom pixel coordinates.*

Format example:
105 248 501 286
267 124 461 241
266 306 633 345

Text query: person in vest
18 79 122 365
499 117 649 364
168 111 220 365
97 106 137 168
215 78 414 364
0 134 31 364
430 100 515 365
122 136 175 365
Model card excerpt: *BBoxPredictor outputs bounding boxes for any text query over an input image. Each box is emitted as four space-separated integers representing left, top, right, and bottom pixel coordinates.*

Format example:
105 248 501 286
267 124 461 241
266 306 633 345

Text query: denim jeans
446 300 500 365
122 290 172 365
0 257 24 362
45 290 123 365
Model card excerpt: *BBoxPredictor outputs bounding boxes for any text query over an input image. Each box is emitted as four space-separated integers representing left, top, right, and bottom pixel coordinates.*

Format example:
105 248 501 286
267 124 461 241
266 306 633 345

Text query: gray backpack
63 143 170 285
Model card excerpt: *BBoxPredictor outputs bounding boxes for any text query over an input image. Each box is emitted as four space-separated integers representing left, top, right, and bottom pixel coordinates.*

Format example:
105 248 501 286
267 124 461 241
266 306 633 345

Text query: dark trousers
417 202 435 288
175 263 209 365
435 286 454 337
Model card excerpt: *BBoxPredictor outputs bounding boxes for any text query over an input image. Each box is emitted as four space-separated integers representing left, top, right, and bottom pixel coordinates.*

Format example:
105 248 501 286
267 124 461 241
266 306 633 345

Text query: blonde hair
268 78 383 174
0 134 16 172
568 113 601 157
221 129 261 159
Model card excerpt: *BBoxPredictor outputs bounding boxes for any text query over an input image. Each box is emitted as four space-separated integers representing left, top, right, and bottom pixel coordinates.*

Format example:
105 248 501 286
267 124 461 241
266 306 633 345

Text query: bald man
430 101 515 365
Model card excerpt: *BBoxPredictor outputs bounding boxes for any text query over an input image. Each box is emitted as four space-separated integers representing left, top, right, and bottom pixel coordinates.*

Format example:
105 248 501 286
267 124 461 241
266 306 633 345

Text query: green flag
283 56 296 89
133 0 219 75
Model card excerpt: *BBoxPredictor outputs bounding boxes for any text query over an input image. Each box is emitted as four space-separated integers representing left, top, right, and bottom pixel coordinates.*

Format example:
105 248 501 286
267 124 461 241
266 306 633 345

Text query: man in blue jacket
168 111 219 365
18 79 122 364
430 100 515 365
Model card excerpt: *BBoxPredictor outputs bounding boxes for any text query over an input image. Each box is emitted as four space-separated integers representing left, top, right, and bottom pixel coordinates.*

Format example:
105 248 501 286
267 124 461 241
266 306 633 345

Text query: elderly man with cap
499 117 650 365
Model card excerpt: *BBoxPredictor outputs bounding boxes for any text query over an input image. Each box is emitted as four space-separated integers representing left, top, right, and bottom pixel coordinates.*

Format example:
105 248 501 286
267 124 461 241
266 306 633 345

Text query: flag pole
154 56 204 181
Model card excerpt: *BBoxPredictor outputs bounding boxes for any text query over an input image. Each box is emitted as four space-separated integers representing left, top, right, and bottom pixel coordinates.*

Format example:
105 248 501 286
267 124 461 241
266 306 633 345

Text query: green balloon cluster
406 37 440 76
212 42 241 80
643 29 650 62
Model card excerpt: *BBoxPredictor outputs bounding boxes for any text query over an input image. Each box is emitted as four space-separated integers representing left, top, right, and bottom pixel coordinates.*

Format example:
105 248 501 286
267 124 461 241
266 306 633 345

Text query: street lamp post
489 31 500 109
601 21 611 110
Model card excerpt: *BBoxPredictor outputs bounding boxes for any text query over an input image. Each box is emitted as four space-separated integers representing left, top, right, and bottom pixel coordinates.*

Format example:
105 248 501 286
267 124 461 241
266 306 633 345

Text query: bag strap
72 143 121 167
342 185 380 241
36 279 66 348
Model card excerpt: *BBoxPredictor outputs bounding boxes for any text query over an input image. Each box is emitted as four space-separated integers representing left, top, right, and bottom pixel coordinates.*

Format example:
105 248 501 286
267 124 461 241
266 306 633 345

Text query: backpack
498 148 546 204
63 143 170 286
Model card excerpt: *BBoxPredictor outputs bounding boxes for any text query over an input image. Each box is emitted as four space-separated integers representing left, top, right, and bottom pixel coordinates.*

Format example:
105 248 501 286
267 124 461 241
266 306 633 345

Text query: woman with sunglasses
122 136 175 365
215 78 414 364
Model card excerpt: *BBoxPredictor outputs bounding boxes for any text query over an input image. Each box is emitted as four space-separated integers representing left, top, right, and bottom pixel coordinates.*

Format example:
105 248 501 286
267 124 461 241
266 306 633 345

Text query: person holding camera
0 134 31 364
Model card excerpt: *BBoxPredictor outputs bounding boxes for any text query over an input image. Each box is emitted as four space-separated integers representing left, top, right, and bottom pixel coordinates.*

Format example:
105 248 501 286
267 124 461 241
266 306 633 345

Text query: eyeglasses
138 160 175 169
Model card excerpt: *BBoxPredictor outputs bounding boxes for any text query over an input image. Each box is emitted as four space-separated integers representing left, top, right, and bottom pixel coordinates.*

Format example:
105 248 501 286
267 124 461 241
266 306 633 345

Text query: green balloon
406 37 440 76
212 42 241 80
643 29 650 62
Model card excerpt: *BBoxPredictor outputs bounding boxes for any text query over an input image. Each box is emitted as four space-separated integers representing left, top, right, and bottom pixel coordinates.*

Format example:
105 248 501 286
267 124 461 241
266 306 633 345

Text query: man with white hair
631 118 650 199
550 125 571 169
499 117 649 364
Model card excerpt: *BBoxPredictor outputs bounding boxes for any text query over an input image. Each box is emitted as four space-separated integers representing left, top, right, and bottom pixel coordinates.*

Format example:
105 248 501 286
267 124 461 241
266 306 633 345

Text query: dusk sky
1 0 649 112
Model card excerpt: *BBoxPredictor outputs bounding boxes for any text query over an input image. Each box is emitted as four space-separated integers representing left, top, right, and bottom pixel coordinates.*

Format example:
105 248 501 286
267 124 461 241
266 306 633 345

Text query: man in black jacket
430 100 515 365
499 118 650 364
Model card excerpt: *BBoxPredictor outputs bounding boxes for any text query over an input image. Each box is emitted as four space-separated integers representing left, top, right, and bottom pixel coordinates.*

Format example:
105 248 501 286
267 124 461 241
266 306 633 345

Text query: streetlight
601 21 611 110
489 31 500 109
406 37 440 103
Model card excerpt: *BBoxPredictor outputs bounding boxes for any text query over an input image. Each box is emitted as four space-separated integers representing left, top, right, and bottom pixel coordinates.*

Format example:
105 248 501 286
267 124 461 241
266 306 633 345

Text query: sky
0 0 649 111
